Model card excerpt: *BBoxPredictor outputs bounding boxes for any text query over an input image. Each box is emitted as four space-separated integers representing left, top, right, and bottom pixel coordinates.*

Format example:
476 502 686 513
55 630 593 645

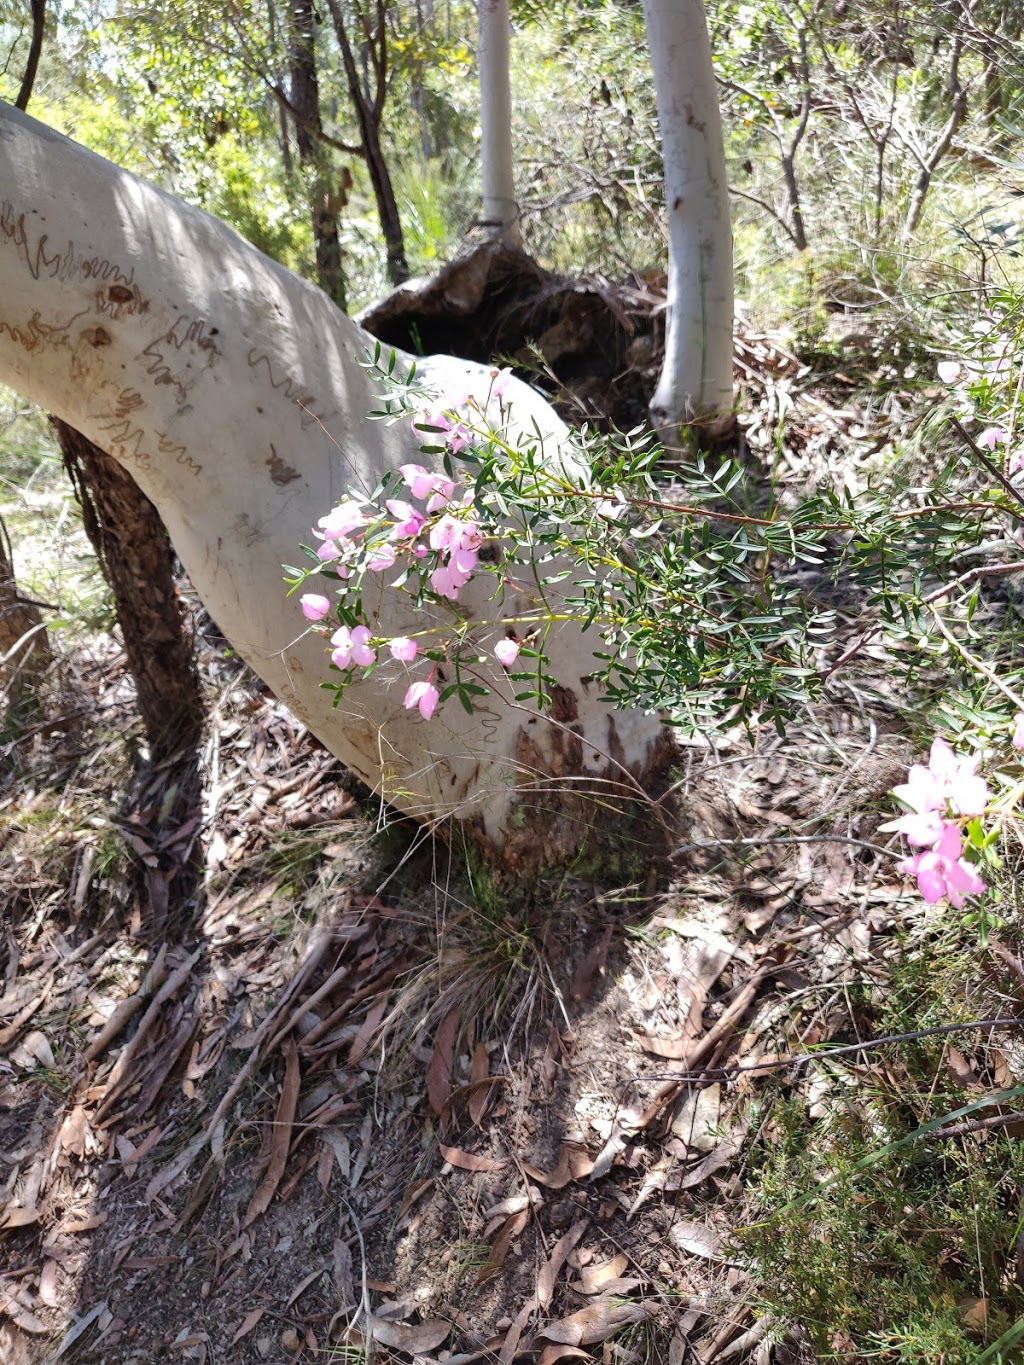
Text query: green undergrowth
740 908 1024 1363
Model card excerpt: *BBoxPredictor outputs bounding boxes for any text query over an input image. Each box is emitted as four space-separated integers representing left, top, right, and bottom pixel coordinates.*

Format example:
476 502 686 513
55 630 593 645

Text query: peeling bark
54 420 204 766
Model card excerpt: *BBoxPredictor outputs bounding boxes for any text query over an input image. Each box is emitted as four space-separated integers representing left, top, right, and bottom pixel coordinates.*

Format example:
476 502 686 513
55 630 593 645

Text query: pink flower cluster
891 737 987 908
295 412 523 721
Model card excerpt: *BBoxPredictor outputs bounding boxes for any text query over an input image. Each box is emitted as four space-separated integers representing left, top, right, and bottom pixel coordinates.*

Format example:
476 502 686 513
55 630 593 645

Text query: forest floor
3 270 1024 1365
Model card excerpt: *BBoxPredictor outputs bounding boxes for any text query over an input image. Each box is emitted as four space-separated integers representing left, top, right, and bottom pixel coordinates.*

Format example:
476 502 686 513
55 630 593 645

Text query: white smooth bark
0 102 668 864
642 0 734 438
477 0 521 247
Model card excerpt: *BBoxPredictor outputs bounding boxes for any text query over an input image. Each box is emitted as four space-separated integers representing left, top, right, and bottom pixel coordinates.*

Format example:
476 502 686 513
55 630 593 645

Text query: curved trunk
0 102 670 868
641 0 733 442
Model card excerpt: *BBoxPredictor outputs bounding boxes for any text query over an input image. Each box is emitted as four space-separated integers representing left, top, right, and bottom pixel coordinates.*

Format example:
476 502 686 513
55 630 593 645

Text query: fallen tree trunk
0 101 671 869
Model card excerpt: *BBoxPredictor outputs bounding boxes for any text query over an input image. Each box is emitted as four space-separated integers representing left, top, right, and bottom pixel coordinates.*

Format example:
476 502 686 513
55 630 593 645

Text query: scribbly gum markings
93 387 203 480
0 309 86 353
142 315 221 406
0 199 149 307
247 349 324 429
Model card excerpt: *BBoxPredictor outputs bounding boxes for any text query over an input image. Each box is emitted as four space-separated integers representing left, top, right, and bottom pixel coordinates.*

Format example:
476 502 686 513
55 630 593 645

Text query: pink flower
494 638 520 667
978 427 1009 450
389 637 419 662
900 823 986 908
1013 712 1024 751
404 679 439 720
330 625 376 669
430 562 472 601
937 360 961 384
489 366 512 399
893 737 989 822
1010 448 1024 475
366 542 397 572
317 539 344 563
426 486 457 513
430 514 481 555
300 594 331 622
399 463 440 500
386 499 426 539
318 500 367 541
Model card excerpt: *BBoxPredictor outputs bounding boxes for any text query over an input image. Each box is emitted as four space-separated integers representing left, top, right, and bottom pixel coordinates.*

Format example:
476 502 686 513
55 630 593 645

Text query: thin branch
14 0 45 112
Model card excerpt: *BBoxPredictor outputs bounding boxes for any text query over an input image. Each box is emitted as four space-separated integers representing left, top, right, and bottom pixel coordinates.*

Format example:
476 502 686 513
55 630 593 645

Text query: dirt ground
0 280 999 1364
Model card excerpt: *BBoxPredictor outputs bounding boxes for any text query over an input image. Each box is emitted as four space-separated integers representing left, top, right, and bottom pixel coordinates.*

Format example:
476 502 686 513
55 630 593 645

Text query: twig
928 602 1024 711
642 1016 1024 1085
145 928 334 1202
83 945 168 1063
950 415 1024 516
673 833 901 860
95 946 202 1117
822 560 1024 679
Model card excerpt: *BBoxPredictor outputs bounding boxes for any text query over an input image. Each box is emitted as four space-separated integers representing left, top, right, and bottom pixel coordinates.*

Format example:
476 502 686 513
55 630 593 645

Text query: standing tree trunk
0 102 669 872
289 0 349 313
55 422 205 930
325 0 410 285
641 0 734 442
54 422 204 766
477 0 520 246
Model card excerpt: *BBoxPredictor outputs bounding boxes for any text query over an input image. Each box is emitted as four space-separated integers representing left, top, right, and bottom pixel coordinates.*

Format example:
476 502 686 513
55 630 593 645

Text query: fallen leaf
333 1239 354 1306
538 1219 587 1310
58 1105 90 1159
524 1144 594 1188
396 1177 434 1222
669 1220 724 1260
476 1208 530 1283
540 1298 649 1346
347 994 388 1067
284 1267 322 1310
439 1143 507 1173
46 1300 107 1357
537 1347 592 1365
0 1205 39 1229
427 1008 460 1117
65 1213 108 1233
232 1309 266 1345
371 1317 451 1353
666 1125 748 1192
19 1029 55 1069
243 1036 301 1227
636 1033 686 1060
39 1259 60 1306
440 1077 507 1131
670 1085 721 1152
498 1299 536 1365
578 1254 629 1294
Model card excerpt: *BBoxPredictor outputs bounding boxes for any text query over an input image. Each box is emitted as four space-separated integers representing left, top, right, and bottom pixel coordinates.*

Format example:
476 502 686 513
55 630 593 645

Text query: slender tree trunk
641 0 734 441
903 32 967 238
0 102 669 869
477 0 520 246
53 422 205 766
14 0 46 113
326 0 410 285
290 0 348 313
